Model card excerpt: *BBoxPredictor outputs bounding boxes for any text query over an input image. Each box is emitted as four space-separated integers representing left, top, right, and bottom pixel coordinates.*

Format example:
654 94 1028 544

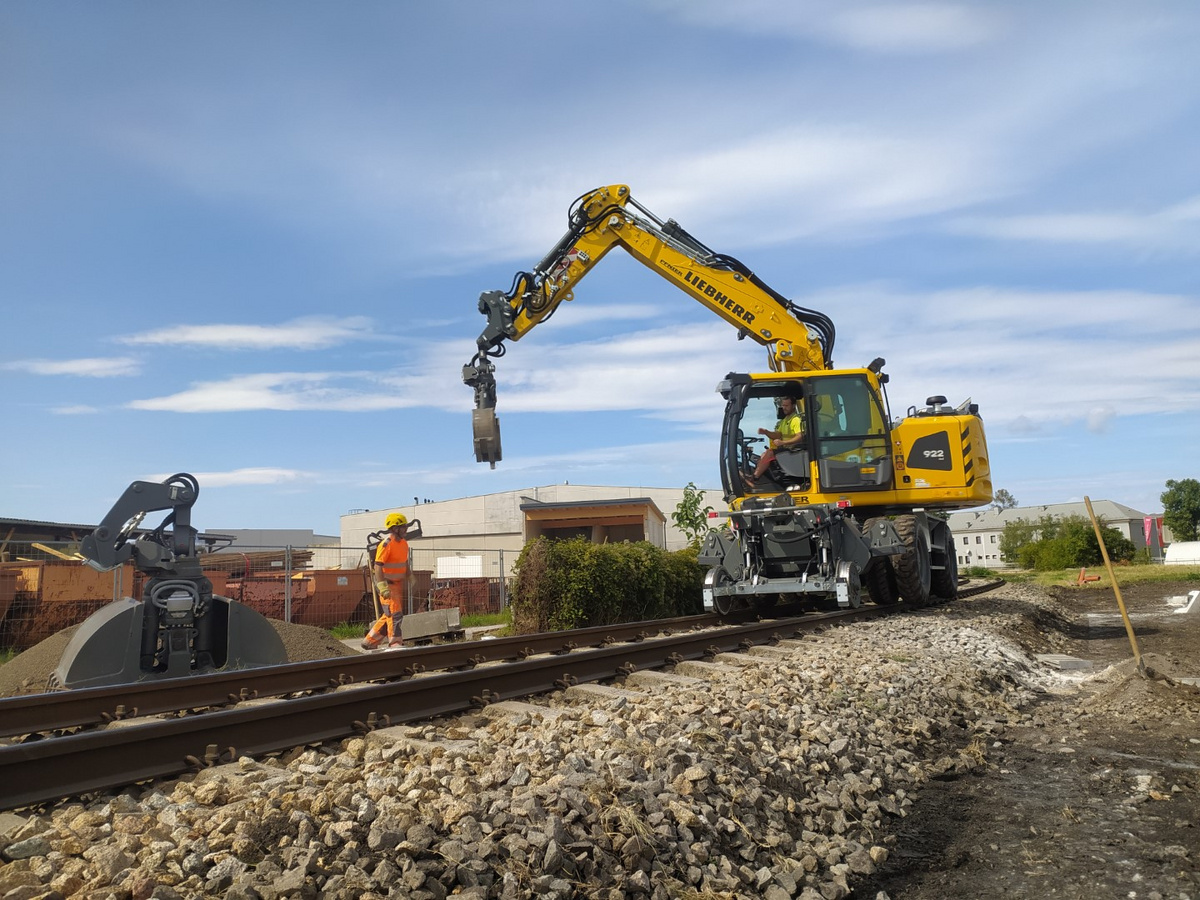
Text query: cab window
810 375 888 463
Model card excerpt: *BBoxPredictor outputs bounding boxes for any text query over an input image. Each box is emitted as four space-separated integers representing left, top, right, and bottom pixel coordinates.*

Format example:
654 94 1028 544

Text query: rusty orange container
0 567 19 628
226 570 368 627
0 561 135 650
302 570 369 627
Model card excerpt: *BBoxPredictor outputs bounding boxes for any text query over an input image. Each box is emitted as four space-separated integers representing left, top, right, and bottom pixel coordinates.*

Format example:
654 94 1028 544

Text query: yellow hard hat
384 513 408 529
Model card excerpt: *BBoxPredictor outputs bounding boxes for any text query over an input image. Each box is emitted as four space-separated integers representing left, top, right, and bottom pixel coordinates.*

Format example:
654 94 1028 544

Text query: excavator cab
719 370 895 501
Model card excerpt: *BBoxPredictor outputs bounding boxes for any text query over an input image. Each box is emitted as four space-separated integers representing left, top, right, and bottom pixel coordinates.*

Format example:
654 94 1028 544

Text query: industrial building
339 483 715 579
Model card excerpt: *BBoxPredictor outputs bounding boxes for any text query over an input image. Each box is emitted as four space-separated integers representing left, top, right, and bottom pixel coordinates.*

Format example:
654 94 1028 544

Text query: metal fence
0 542 511 651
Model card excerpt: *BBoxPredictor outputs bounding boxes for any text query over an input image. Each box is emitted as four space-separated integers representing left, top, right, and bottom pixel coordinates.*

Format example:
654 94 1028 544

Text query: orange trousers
363 594 404 647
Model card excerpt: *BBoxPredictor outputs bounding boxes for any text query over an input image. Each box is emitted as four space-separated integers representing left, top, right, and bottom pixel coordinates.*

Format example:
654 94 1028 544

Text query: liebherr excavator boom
464 184 992 612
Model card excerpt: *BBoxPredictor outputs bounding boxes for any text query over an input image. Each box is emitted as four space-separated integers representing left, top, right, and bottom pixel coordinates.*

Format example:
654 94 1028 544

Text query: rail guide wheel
703 567 739 617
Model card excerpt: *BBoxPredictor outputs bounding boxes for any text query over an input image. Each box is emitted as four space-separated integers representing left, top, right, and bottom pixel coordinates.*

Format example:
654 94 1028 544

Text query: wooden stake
1083 496 1142 670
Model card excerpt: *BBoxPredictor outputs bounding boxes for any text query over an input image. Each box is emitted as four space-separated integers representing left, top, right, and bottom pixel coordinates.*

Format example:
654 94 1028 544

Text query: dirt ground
858 580 1200 900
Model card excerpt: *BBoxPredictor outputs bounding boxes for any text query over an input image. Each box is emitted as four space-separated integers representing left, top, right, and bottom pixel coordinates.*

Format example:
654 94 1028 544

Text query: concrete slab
366 726 476 756
481 700 563 723
564 683 643 702
1036 653 1094 671
1170 590 1199 615
674 659 744 679
776 638 819 651
624 670 703 690
713 651 772 667
402 608 463 641
745 645 798 659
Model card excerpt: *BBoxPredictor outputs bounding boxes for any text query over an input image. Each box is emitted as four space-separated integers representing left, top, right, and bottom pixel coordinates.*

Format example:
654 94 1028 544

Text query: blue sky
2 1 1198 536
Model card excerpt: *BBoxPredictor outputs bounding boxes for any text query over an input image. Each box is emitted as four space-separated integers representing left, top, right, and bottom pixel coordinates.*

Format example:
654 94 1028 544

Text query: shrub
1001 514 1135 571
509 537 705 633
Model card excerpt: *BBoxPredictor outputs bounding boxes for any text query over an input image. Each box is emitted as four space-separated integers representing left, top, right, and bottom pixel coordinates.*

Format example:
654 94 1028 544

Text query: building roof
518 497 661 512
519 497 667 524
947 499 1150 532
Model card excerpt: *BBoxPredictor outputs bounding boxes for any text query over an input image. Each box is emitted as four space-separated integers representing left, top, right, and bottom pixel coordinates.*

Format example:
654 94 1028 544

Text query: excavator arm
463 184 836 466
80 472 201 573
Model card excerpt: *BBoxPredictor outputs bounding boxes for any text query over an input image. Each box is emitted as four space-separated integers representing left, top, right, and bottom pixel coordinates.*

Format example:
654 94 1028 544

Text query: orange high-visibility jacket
375 535 410 583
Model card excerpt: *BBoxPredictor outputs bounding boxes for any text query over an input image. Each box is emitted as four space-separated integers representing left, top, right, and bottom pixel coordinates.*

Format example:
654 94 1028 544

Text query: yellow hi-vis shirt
778 411 803 441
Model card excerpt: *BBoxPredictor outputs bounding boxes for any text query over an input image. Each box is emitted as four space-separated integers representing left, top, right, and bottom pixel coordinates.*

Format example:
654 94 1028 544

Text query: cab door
810 374 894 492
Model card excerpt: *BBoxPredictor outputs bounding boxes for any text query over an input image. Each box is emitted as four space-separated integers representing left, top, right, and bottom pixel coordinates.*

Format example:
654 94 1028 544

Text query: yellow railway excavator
50 473 287 690
464 184 992 613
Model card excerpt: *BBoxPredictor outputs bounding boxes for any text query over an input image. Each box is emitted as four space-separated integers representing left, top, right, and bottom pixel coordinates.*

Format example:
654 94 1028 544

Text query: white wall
340 483 724 572
1165 541 1200 565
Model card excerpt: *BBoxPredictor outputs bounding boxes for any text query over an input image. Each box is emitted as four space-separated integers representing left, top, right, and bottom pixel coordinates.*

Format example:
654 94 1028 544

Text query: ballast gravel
1 586 1059 900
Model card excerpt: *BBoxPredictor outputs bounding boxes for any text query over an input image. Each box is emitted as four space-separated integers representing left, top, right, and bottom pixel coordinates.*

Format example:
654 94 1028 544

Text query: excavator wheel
931 538 959 602
863 557 900 606
893 514 932 608
861 517 900 606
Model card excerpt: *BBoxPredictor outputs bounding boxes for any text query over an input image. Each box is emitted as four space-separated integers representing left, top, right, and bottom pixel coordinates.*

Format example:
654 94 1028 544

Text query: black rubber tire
862 517 900 605
894 514 932 607
931 536 959 601
863 557 899 605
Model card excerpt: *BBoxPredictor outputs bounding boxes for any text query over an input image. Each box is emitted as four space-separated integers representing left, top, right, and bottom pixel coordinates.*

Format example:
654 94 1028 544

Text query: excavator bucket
49 594 288 690
472 406 502 468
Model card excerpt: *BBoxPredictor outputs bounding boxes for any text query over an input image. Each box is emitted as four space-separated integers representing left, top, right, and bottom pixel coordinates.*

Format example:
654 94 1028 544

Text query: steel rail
0 612 737 739
0 607 886 811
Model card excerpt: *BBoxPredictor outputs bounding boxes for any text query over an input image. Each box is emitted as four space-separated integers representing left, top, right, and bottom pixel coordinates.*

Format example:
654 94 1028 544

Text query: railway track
0 579 1002 811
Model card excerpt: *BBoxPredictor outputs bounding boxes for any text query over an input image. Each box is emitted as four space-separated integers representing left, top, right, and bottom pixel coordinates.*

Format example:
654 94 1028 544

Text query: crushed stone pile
0 586 1063 900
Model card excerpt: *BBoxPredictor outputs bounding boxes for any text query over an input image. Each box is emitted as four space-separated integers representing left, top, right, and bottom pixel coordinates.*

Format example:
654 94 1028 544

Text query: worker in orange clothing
362 512 412 650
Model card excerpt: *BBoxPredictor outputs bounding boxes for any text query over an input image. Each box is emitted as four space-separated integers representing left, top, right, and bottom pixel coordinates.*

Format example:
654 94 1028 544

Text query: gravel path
0 582 1196 899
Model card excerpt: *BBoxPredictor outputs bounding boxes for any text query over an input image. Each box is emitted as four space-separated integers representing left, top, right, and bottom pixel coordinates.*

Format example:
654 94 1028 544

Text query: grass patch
0 648 17 666
327 608 513 641
330 621 366 639
1006 564 1200 590
461 610 510 629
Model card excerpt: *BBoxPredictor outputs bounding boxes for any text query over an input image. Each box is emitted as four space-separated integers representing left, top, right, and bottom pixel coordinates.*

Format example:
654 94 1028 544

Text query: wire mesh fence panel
0 542 129 651
411 548 509 618
202 546 373 628
0 542 511 651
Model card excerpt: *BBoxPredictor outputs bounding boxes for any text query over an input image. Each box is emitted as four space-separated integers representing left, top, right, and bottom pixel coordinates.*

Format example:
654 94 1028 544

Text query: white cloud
827 4 1001 52
148 467 312 487
51 405 101 415
4 357 140 377
126 371 401 413
648 0 1004 53
949 195 1200 252
1086 406 1116 434
811 284 1200 430
119 316 376 350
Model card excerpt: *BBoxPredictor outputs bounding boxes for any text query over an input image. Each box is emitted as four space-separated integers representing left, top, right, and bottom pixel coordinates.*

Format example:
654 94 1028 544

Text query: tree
992 488 1018 511
999 514 1134 570
1161 478 1200 542
671 482 714 548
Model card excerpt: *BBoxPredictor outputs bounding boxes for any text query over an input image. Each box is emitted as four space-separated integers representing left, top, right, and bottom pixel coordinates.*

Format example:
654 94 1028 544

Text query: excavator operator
746 395 806 488
362 512 411 650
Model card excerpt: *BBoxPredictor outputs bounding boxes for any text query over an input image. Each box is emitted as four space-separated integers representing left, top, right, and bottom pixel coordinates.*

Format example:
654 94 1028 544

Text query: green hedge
509 538 705 633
